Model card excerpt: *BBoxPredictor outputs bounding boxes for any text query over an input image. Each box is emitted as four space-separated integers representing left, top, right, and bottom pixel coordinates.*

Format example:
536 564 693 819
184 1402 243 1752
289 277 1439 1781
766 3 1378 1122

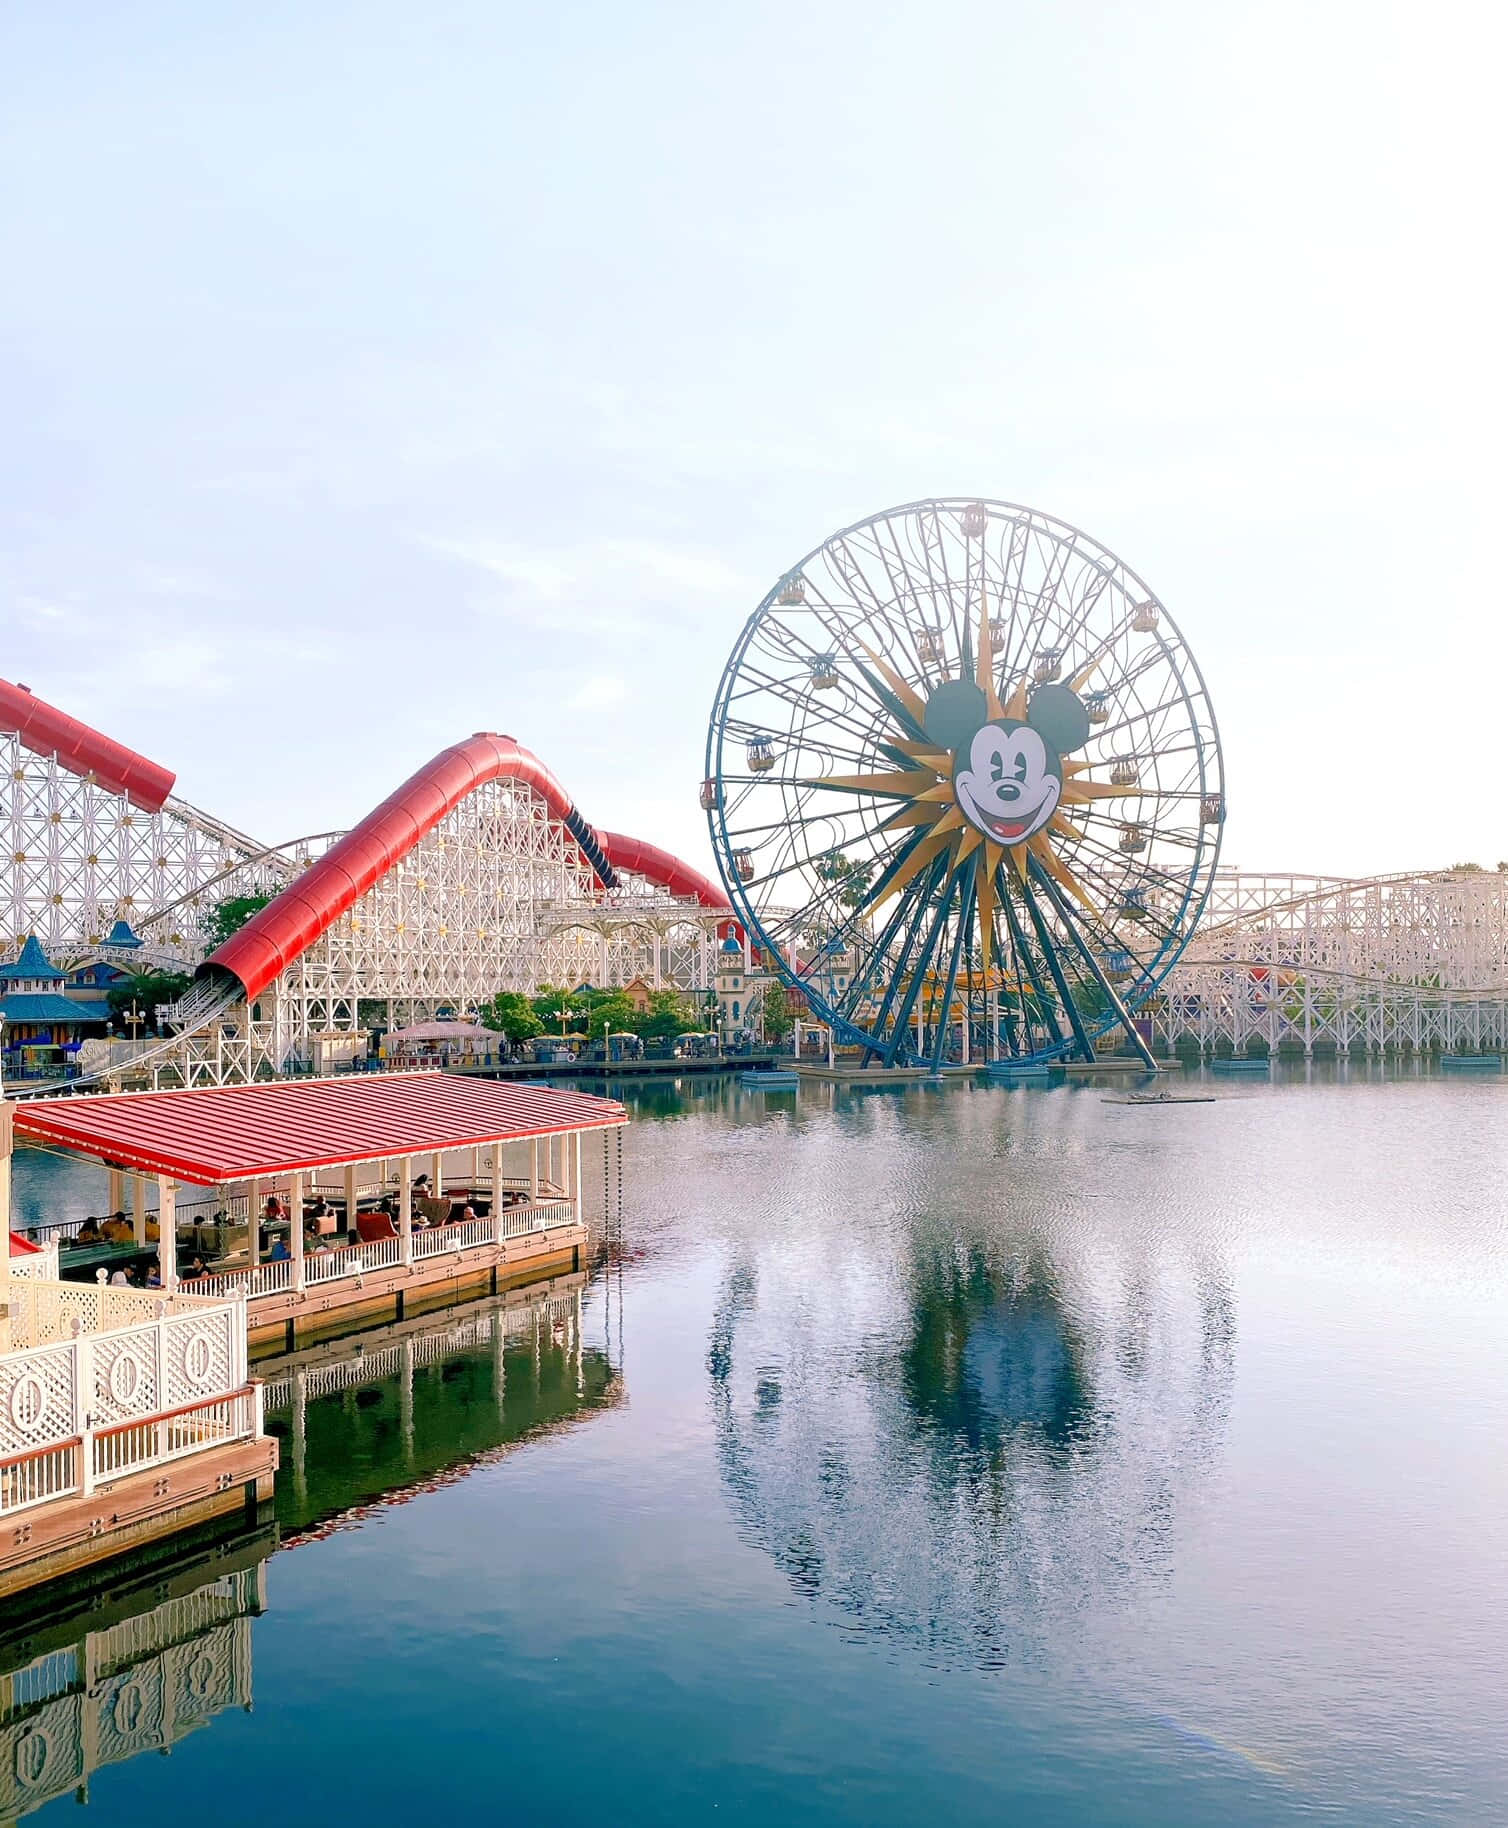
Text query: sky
1 0 1504 881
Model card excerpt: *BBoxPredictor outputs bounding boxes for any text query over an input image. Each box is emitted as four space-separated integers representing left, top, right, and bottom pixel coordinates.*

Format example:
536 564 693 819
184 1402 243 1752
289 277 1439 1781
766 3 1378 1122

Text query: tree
762 980 794 1045
486 991 544 1046
203 893 273 951
633 988 697 1041
106 969 192 1032
815 851 872 908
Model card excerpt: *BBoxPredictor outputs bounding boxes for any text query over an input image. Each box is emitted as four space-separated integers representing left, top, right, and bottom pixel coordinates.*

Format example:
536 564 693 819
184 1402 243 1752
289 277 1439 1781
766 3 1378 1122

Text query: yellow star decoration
818 588 1136 973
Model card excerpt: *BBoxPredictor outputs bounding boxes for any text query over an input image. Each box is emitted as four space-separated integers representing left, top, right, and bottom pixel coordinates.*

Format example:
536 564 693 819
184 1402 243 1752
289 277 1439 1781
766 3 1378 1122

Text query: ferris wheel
703 498 1225 1068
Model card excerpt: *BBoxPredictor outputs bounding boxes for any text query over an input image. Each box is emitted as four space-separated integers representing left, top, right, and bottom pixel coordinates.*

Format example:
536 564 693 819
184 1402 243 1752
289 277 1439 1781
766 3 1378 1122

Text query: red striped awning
13 1072 626 1186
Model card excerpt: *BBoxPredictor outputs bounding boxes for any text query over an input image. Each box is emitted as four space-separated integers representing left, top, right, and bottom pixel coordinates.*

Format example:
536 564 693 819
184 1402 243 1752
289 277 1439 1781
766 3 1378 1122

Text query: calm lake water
6 1067 1506 1826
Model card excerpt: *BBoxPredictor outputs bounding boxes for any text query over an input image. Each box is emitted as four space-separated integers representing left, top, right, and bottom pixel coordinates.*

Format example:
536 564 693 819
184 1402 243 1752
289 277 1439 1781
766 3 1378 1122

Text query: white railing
3 1277 223 1349
307 1236 403 1282
501 1199 576 1238
0 1288 255 1513
412 1215 495 1258
0 1437 80 1515
92 1386 258 1484
196 1258 291 1301
10 1241 59 1280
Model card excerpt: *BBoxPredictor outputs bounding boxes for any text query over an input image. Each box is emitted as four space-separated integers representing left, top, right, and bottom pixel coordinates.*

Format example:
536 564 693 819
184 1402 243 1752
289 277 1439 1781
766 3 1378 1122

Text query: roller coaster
0 676 729 1088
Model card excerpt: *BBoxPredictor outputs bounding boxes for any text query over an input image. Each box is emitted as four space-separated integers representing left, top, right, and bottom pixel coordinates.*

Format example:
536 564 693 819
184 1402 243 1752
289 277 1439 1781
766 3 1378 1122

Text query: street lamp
123 1001 145 1042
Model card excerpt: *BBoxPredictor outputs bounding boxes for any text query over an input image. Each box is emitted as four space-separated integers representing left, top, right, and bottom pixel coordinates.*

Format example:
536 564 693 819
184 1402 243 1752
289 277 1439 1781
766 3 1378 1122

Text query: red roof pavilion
12 1071 626 1186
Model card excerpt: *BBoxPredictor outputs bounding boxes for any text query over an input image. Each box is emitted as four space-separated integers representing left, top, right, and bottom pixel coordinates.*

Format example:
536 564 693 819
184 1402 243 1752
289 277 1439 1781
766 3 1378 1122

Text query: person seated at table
144 1260 162 1288
102 1210 133 1242
458 1203 477 1224
75 1217 103 1243
305 1229 332 1256
182 1255 208 1282
268 1236 290 1262
109 1265 132 1286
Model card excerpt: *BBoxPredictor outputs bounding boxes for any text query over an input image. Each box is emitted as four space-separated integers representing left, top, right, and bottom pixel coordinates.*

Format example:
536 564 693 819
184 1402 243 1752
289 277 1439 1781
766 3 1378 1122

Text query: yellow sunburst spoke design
881 802 948 831
857 642 931 725
820 768 938 796
889 740 954 769
1061 779 1127 804
873 828 960 904
1028 832 1096 912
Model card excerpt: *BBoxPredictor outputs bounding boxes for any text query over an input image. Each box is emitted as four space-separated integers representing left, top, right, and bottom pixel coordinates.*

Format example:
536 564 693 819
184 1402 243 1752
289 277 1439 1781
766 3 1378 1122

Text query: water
6 1067 1506 1826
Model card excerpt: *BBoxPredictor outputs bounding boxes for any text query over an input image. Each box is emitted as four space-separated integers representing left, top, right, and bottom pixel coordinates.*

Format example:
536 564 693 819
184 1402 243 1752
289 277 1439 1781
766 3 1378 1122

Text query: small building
0 936 106 1072
620 976 656 1015
714 934 746 1040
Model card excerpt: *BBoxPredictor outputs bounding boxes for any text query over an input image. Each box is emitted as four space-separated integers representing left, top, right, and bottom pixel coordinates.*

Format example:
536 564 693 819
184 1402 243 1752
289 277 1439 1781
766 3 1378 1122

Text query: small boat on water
1102 1090 1217 1105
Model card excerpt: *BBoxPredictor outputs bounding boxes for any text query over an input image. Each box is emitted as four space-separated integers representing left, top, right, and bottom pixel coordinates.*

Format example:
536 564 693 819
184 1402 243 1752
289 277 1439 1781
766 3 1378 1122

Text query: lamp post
123 1001 145 1043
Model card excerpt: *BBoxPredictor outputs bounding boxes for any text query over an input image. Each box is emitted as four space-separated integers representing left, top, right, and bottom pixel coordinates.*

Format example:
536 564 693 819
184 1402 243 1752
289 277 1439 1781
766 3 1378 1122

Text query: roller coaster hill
0 674 729 1088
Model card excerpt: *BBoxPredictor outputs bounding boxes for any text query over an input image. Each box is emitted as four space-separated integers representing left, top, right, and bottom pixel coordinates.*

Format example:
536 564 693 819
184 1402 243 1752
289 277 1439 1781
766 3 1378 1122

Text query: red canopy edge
0 677 175 813
11 1071 626 1187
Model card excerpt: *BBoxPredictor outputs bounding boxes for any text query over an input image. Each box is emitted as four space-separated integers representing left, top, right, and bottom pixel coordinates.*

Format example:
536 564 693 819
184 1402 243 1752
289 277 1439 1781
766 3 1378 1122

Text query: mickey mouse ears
923 677 1091 756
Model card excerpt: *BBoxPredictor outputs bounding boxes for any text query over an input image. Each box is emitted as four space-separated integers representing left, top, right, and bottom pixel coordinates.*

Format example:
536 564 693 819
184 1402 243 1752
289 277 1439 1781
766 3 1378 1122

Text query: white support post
159 1178 177 1294
107 1165 124 1220
131 1173 147 1248
76 1329 95 1496
571 1132 582 1216
344 1163 359 1239
489 1146 503 1245
399 1158 413 1266
0 1094 12 1252
289 1171 305 1292
430 1151 442 1195
529 1135 539 1202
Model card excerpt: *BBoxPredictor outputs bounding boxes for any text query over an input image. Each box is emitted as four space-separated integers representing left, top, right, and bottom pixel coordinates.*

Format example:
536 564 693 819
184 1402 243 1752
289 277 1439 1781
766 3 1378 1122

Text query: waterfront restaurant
12 1071 627 1354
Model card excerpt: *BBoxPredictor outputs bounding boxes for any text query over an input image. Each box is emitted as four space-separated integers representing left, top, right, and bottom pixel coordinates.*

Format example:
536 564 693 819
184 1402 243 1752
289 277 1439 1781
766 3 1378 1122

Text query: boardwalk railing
195 1199 578 1304
0 1292 256 1515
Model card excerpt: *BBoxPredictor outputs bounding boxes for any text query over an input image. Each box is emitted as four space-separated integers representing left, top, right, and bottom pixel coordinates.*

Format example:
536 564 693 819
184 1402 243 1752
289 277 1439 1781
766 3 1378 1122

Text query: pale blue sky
2 1 1502 878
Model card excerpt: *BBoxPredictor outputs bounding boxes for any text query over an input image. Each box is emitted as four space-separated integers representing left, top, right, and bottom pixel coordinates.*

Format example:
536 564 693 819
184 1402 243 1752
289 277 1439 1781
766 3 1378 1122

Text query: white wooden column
159 1177 177 1294
289 1171 305 1292
131 1174 147 1247
107 1165 124 1219
399 1158 413 1265
488 1146 503 1245
529 1135 539 1201
0 1098 12 1307
344 1162 359 1237
571 1132 582 1215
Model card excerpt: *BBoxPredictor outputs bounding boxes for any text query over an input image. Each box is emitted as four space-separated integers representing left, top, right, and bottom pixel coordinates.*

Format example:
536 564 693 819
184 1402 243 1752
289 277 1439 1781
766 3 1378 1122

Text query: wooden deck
0 1430 277 1601
245 1221 588 1356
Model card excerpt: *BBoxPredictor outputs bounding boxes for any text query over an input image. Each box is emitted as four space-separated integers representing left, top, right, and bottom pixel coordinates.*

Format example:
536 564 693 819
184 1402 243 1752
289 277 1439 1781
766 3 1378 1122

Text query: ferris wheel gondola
703 498 1224 1068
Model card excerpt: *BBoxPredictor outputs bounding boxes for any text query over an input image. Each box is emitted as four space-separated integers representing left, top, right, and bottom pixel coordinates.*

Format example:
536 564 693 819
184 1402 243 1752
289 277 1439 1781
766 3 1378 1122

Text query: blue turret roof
720 935 742 953
0 936 63 982
104 918 143 950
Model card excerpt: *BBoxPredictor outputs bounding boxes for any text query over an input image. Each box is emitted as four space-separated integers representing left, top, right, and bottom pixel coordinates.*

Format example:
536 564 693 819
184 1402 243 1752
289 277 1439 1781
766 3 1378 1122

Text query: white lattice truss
0 730 279 966
173 778 723 1084
1153 867 1508 1055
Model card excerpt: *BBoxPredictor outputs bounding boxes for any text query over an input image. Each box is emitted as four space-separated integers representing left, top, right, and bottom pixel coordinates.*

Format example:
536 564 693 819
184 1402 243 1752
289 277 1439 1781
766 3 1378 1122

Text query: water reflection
0 1526 270 1819
263 1276 619 1538
711 1229 1234 1669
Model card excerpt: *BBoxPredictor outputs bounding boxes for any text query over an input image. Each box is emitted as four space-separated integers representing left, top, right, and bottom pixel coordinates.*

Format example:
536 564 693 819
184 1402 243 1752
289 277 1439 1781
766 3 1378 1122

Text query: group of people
61 1176 488 1288
70 1208 159 1246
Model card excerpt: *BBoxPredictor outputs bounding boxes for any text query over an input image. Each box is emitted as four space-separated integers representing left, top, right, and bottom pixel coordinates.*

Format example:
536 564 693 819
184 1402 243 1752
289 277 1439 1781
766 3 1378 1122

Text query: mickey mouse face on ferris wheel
923 678 1092 847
